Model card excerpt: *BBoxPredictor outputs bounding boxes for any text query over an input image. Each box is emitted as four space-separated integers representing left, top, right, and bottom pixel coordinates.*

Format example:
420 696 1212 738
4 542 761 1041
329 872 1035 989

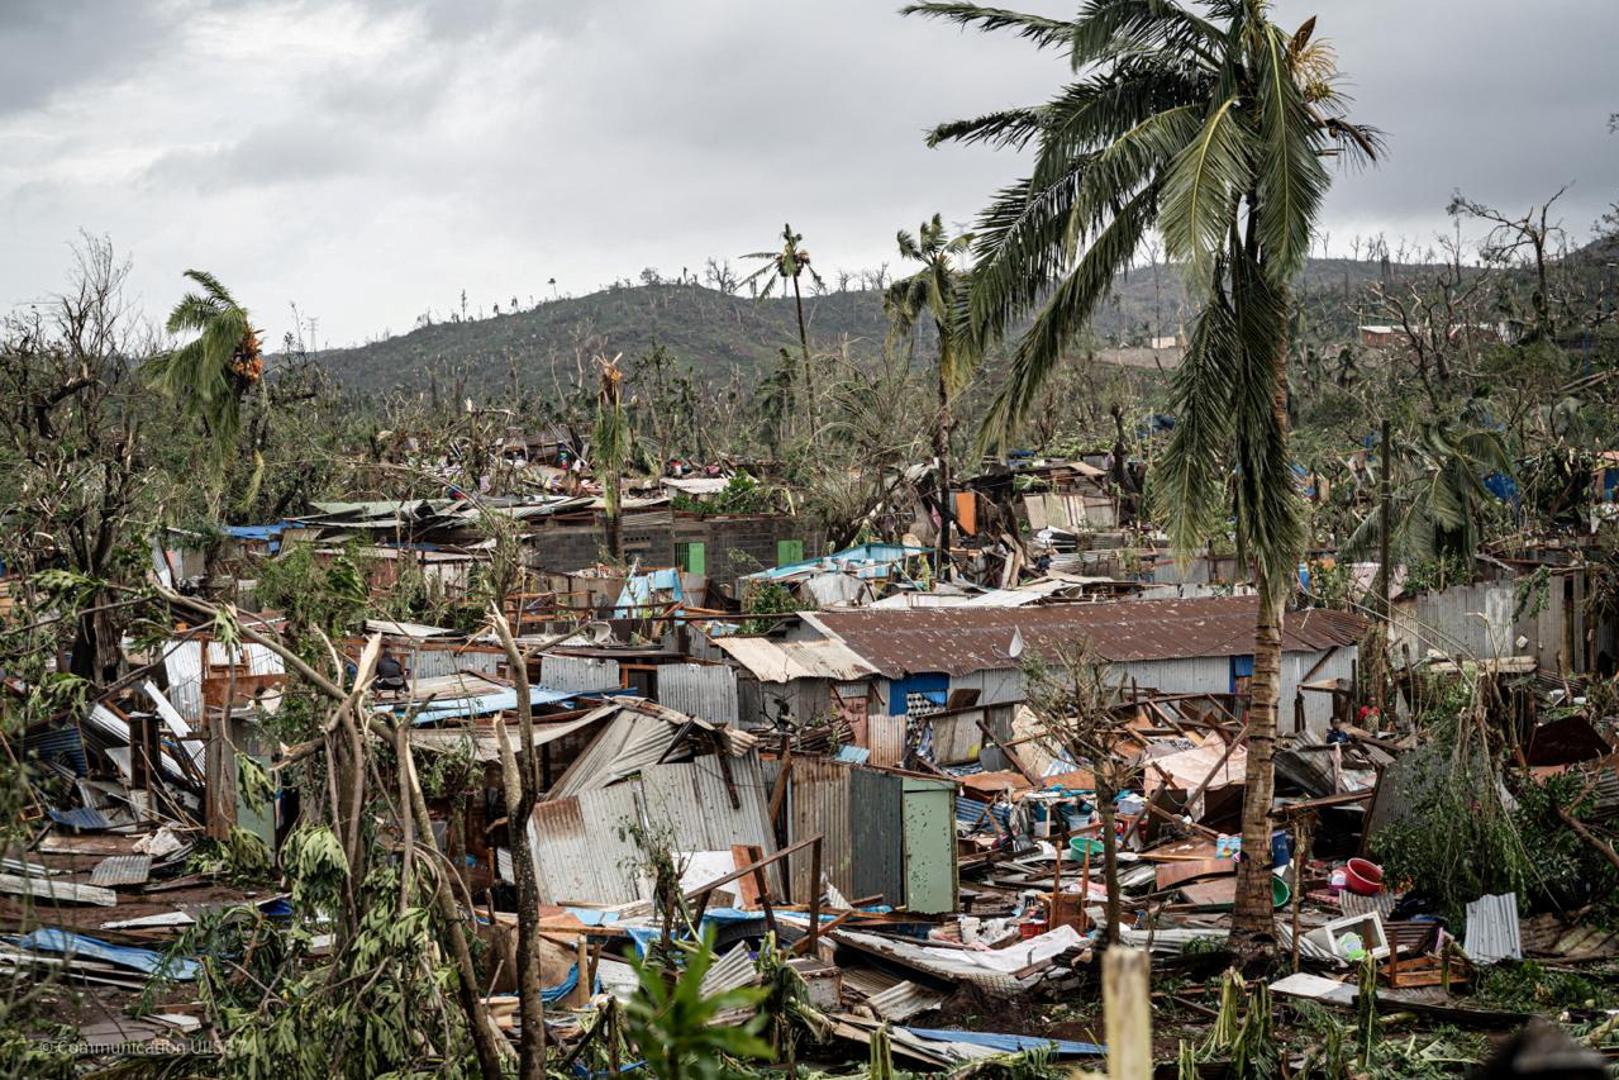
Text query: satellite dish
1008 627 1025 660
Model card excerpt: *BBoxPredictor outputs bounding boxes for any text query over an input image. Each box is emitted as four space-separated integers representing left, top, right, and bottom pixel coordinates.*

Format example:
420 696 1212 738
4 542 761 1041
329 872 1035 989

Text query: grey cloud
1 0 1616 347
0 2 179 116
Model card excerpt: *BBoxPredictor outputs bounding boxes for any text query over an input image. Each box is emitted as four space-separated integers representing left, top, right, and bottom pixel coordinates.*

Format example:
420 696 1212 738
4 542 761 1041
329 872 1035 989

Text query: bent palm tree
886 214 977 578
907 0 1378 949
147 269 262 447
742 224 824 442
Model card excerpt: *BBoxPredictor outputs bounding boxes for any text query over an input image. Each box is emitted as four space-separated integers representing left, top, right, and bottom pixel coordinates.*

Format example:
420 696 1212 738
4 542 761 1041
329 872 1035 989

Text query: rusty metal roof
805 597 1365 677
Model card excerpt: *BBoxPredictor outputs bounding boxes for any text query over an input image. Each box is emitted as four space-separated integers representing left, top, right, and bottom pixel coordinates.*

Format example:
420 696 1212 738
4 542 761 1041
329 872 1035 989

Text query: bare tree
1450 183 1571 341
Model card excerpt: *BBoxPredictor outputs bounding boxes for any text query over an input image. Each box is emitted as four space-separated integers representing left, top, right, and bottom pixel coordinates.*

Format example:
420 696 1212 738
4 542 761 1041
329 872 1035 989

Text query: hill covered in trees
314 257 1408 394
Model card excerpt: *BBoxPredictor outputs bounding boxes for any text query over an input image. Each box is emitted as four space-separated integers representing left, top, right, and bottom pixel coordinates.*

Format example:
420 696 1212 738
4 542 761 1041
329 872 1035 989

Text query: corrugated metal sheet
163 639 284 723
1465 892 1522 963
867 981 949 1021
699 943 760 996
530 755 778 905
91 855 152 887
786 757 852 900
805 598 1367 677
540 654 621 694
658 663 739 726
1391 582 1515 668
926 712 983 766
409 646 501 681
867 715 906 768
851 768 904 907
528 787 644 905
715 637 877 683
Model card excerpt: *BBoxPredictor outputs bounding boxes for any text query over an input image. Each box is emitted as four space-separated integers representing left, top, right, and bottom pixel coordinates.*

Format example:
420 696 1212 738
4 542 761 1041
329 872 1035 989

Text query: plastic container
1019 917 1049 940
1270 829 1293 869
1343 857 1384 896
1070 836 1105 858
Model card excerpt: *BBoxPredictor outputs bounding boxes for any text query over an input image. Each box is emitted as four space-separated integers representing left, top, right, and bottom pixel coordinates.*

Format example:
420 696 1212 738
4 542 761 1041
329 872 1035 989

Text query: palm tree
146 269 262 448
906 0 1378 950
594 355 630 561
742 224 824 441
1347 420 1512 575
885 214 977 578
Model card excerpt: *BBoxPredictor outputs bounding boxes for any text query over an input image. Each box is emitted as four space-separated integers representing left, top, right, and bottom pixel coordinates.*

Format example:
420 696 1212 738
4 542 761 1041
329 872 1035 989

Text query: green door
776 539 804 567
901 777 957 914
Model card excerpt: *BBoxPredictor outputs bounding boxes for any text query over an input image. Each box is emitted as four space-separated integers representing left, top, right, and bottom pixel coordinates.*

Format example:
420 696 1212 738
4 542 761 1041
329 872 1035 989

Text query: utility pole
1376 417 1392 725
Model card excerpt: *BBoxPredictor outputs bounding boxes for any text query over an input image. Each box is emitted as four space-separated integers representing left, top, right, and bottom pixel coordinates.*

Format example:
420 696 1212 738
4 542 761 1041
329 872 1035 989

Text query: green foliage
253 540 372 638
188 827 274 885
1368 740 1533 924
169 858 476 1078
280 823 351 915
672 471 776 516
1401 552 1474 595
739 580 803 634
1475 960 1614 1014
623 927 774 1080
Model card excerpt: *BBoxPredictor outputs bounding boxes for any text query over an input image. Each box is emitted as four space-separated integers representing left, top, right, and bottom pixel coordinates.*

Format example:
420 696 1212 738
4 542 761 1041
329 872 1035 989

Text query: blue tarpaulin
15 929 198 981
748 543 931 582
903 1027 1105 1058
613 568 684 617
542 963 600 1003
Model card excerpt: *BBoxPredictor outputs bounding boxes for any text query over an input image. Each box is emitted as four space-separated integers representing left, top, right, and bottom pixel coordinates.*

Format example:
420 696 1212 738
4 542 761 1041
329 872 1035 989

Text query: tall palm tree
907 0 1378 949
885 214 977 578
742 224 824 442
146 269 262 448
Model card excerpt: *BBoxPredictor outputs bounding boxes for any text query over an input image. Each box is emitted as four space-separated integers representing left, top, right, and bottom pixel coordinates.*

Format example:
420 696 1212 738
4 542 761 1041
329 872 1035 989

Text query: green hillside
313 258 1410 393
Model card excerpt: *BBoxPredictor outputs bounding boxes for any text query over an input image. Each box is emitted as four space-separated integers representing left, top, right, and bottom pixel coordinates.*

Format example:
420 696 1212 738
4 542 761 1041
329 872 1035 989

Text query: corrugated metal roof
806 598 1366 677
716 637 878 683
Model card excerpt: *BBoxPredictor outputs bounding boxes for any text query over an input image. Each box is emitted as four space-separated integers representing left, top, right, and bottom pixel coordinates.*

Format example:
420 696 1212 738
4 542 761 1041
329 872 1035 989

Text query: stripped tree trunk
1232 331 1295 953
1232 583 1283 946
491 608 546 1080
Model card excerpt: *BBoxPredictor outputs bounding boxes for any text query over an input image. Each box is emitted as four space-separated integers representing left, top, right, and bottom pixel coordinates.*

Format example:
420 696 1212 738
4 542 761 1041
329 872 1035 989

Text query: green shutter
678 541 705 575
776 539 804 567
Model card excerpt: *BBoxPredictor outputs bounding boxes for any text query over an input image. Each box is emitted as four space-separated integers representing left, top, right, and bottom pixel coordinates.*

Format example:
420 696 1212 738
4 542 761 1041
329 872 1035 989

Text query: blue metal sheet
26 726 88 776
903 1027 1104 1058
15 928 198 980
392 685 578 724
48 807 110 831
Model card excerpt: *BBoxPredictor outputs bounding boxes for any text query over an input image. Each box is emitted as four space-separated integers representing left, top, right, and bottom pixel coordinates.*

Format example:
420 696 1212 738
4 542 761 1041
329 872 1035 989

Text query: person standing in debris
375 647 408 693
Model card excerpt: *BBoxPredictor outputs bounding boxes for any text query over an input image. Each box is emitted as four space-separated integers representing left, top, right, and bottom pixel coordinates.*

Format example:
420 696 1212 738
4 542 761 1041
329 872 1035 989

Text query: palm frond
1070 0 1223 70
1160 95 1251 287
926 107 1046 150
1154 288 1241 558
977 183 1156 450
901 3 1073 50
1252 24 1329 281
1226 258 1303 599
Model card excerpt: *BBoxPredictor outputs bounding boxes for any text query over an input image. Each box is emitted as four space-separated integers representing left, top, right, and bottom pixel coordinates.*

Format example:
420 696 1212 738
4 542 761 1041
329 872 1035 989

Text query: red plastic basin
1344 858 1384 896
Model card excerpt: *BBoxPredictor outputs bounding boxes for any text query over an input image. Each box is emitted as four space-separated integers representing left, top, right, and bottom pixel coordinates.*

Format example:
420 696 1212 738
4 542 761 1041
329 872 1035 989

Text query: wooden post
1290 815 1312 973
807 837 823 954
1103 947 1152 1080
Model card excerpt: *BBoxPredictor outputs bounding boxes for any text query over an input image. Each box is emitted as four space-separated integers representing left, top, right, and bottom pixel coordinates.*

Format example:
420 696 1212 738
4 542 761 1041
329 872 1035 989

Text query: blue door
1229 655 1255 694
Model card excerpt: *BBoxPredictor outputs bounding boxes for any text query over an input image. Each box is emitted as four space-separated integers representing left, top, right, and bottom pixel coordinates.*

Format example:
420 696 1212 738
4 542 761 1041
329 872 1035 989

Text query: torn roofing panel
715 636 878 683
806 597 1366 677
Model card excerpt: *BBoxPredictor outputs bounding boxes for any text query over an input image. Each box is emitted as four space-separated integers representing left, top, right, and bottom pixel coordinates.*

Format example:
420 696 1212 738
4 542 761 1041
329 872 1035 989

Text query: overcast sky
3 0 1615 348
